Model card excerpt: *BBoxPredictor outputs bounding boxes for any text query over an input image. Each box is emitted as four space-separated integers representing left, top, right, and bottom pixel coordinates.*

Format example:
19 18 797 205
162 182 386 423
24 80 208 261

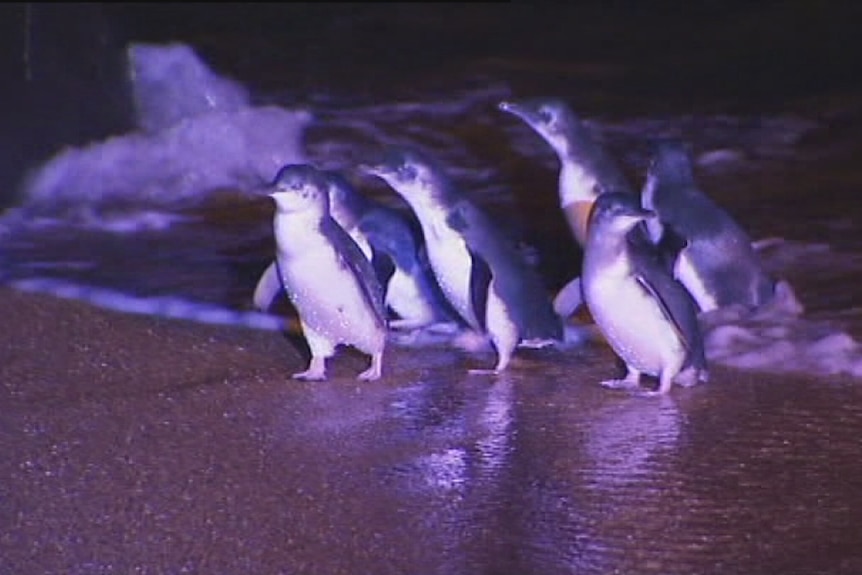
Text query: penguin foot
600 377 641 391
357 353 383 381
467 356 512 375
468 368 501 376
292 357 326 381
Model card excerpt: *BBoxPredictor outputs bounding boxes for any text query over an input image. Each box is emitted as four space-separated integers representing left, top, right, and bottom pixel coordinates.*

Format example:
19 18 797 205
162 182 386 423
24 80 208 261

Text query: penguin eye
539 108 554 125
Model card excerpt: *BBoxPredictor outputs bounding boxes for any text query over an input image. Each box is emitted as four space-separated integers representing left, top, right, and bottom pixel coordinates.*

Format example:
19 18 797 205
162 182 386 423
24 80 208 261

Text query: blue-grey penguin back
645 140 776 310
461 206 563 342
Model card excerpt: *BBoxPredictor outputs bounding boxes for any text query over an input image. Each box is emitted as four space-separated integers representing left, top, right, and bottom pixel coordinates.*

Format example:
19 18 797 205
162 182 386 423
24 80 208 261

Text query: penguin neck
397 182 454 223
558 160 600 246
272 210 327 256
558 159 599 207
584 231 630 273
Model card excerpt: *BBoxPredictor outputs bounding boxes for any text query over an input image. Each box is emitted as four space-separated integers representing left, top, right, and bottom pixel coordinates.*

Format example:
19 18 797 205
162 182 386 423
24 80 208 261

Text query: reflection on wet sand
3 289 862 574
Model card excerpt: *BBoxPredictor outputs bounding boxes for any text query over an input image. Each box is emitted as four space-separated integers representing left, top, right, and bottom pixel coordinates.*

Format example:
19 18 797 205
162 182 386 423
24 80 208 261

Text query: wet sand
2 288 862 574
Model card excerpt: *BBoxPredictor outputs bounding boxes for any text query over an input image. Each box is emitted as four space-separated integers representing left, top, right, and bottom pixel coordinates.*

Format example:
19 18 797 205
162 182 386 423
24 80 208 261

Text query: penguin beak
498 100 523 118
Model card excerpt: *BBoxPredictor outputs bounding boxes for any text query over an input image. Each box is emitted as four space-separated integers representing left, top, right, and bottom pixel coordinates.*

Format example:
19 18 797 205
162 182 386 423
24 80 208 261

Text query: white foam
18 105 310 213
8 276 286 331
2 209 194 234
4 42 311 233
701 278 862 379
128 42 250 134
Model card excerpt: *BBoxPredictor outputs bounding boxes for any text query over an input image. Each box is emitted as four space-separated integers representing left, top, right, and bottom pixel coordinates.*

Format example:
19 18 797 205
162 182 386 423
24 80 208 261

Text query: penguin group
254 97 776 394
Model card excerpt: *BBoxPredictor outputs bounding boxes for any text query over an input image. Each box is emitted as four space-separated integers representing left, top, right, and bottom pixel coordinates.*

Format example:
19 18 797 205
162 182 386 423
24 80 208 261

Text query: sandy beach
3 287 862 574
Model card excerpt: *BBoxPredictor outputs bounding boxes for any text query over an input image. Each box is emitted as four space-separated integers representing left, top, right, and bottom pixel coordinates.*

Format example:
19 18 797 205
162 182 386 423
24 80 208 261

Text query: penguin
641 140 776 313
498 98 638 317
498 98 635 247
321 170 458 331
360 147 563 374
582 192 708 395
263 163 387 381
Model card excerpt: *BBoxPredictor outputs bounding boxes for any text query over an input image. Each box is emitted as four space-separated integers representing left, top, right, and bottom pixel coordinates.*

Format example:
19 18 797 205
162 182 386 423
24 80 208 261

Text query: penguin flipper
322 217 388 328
468 249 493 332
370 246 397 291
252 261 283 311
628 238 703 358
553 276 583 317
359 208 418 272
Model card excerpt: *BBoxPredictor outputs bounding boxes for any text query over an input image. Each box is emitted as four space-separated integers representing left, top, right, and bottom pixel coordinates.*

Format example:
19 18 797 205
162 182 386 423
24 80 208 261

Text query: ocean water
2 6 862 381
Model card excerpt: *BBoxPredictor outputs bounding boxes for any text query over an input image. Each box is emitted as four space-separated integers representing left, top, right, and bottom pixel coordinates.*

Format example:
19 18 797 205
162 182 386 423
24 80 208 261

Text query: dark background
2 2 860 208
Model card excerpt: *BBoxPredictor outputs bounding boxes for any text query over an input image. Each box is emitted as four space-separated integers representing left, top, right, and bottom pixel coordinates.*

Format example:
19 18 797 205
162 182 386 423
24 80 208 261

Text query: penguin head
359 147 448 204
498 98 581 154
647 139 695 185
268 164 330 216
589 191 654 236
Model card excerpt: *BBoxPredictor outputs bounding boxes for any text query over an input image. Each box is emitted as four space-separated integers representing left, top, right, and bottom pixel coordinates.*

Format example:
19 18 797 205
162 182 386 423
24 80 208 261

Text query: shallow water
3 5 862 573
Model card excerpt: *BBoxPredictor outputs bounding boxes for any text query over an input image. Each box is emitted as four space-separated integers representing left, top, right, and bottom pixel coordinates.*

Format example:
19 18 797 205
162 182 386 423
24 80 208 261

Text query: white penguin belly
585 262 685 376
278 247 383 353
386 268 436 324
423 222 479 330
674 249 717 313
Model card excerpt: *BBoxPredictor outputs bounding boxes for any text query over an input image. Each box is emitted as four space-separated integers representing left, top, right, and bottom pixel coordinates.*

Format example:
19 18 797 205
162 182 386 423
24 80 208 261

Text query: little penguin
262 163 387 381
497 97 638 317
321 170 458 331
582 192 708 395
498 97 634 246
642 139 776 313
360 147 563 374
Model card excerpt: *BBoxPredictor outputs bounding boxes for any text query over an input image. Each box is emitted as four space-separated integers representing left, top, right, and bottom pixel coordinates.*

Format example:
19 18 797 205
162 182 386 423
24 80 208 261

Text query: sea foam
5 42 311 232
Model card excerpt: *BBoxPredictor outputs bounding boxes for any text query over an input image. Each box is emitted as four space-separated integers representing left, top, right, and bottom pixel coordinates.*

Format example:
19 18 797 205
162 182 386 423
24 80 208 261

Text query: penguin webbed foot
600 377 641 391
600 367 641 391
468 367 502 376
292 356 327 381
467 352 511 376
357 352 383 381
